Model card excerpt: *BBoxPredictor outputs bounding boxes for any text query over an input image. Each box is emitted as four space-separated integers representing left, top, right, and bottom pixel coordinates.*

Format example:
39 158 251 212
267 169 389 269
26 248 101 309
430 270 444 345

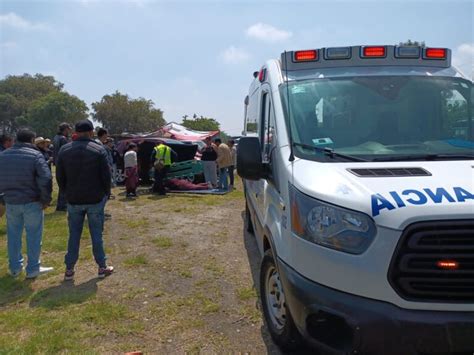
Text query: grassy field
0 180 276 354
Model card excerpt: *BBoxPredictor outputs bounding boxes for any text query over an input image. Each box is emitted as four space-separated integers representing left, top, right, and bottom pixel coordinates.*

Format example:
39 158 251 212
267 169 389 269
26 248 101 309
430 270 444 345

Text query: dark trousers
228 165 235 186
65 197 107 269
153 166 169 195
56 188 67 211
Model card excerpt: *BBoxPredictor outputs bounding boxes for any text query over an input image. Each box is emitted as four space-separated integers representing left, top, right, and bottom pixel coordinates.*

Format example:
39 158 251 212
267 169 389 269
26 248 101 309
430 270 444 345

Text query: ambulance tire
260 250 302 352
245 199 254 234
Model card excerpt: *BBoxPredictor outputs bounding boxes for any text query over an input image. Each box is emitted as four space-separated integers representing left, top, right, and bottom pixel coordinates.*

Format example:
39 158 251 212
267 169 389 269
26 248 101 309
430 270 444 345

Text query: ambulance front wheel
260 250 302 351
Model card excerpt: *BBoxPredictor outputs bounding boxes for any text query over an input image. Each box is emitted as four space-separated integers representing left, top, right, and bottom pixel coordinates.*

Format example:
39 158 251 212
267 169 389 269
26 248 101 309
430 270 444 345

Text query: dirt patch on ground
96 187 281 353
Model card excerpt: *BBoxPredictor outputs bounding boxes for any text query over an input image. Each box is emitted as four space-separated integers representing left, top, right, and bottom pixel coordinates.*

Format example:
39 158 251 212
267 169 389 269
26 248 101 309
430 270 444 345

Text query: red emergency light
437 260 459 270
424 48 447 59
258 68 266 82
294 50 318 62
362 46 386 58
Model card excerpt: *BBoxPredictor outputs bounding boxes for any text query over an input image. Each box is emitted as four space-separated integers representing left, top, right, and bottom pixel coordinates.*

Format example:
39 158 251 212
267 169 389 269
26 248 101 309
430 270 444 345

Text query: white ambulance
237 45 473 354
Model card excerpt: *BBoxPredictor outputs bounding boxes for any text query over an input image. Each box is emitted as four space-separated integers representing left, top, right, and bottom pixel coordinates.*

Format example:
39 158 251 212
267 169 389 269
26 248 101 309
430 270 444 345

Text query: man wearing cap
0 128 53 279
53 122 72 211
56 120 114 280
35 137 52 169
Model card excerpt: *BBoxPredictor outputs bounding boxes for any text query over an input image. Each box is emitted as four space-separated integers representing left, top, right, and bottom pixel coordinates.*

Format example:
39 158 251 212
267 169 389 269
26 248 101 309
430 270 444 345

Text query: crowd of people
0 119 237 281
0 120 118 280
201 137 237 191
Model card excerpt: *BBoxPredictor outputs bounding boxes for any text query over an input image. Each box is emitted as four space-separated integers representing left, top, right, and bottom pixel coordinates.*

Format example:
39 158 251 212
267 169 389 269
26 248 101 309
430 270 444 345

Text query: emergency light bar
281 45 451 71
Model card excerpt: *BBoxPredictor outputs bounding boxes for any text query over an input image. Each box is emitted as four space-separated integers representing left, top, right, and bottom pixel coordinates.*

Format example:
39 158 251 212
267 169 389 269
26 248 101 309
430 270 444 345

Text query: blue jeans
219 167 229 191
6 202 44 275
65 198 107 269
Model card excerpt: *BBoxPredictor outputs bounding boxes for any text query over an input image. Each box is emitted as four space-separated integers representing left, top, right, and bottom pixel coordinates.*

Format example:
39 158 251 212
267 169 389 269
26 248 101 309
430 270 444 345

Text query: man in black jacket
56 120 114 281
53 122 72 211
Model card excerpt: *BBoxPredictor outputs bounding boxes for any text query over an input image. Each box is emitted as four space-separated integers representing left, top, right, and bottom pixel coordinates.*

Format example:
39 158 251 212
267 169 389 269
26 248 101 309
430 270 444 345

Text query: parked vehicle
238 45 474 354
115 137 198 183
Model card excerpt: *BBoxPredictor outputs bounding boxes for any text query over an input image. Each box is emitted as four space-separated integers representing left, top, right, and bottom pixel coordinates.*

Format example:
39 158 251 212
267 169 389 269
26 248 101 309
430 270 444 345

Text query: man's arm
55 147 67 192
99 148 112 197
35 154 53 206
150 148 156 164
216 145 223 166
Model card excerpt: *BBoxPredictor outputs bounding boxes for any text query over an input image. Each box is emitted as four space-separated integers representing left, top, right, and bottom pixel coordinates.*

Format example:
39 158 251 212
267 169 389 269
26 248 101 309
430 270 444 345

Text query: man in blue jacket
0 129 53 279
56 120 114 281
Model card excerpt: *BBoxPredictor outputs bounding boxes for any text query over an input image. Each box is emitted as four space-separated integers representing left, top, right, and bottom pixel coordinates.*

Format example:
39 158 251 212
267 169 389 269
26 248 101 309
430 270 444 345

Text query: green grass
123 254 148 267
236 286 257 301
152 236 173 248
0 176 246 352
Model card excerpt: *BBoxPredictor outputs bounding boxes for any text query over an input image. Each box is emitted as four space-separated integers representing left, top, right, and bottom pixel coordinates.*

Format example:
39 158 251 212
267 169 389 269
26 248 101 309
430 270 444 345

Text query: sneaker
98 266 114 279
26 266 54 279
64 269 75 281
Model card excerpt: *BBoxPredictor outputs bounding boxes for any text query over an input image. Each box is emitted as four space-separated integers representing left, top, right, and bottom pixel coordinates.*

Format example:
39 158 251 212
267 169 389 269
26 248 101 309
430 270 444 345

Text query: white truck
237 45 473 354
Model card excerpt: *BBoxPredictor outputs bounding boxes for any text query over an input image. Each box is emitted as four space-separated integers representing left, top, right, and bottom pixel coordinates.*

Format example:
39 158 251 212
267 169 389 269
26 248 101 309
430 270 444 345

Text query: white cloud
0 12 49 31
220 46 250 64
246 23 292 42
452 43 474 79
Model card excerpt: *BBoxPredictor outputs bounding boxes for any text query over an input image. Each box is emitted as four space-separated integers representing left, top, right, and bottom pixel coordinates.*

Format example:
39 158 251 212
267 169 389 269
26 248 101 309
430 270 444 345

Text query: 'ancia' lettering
371 187 474 217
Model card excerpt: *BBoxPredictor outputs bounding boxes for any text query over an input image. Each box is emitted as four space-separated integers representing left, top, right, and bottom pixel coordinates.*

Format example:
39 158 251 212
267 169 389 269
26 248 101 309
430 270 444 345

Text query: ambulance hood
292 160 474 230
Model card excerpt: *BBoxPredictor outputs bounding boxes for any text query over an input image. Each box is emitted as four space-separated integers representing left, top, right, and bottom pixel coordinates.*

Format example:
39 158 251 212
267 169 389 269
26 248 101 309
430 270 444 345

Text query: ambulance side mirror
237 137 267 181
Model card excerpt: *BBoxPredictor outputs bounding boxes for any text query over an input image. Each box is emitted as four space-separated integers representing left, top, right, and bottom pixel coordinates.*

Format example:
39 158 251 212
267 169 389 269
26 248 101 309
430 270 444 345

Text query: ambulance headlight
290 185 376 254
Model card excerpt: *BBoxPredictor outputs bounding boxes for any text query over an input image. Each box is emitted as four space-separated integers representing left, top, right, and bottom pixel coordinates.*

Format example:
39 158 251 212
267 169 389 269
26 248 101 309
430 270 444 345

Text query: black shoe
98 265 114 279
64 269 75 281
56 208 67 212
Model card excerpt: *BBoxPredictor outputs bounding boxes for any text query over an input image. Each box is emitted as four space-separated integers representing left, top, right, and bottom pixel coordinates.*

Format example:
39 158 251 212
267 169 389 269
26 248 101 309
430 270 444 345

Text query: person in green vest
150 142 177 195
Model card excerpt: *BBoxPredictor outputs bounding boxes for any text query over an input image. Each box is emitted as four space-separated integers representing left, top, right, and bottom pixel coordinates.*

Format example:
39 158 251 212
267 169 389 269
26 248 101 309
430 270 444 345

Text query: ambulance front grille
388 220 474 302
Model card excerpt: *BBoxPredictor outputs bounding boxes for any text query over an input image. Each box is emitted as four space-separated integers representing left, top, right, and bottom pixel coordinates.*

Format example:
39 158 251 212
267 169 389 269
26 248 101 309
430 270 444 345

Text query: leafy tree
26 91 88 138
92 91 165 134
0 74 63 133
181 116 220 131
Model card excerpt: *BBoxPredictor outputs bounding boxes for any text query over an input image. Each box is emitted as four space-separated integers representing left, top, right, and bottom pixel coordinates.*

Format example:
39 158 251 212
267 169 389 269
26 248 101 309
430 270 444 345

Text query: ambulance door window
260 92 275 162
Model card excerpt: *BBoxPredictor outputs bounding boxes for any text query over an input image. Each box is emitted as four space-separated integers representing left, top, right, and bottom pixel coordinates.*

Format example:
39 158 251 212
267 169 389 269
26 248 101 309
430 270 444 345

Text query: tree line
0 73 226 139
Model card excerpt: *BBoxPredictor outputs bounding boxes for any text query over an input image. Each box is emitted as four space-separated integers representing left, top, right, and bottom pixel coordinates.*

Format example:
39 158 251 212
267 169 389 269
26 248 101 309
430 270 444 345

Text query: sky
0 0 473 135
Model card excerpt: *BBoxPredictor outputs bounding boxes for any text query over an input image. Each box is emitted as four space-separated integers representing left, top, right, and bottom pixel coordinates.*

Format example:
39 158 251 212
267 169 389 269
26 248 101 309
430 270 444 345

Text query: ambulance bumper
277 258 474 355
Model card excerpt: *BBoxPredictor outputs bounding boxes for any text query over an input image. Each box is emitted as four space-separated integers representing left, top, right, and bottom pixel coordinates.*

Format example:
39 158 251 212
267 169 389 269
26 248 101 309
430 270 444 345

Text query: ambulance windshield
280 76 473 162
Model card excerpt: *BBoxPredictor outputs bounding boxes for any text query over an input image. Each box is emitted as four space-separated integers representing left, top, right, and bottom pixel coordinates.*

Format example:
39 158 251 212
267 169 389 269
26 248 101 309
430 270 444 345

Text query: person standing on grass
200 137 218 189
56 120 114 281
214 138 232 191
151 142 177 196
53 122 72 212
0 128 53 279
0 133 14 219
227 139 237 190
124 143 139 198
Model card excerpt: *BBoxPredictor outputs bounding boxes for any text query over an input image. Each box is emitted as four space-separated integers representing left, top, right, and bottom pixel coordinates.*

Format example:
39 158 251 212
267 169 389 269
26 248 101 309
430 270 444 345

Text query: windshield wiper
372 154 474 162
293 142 368 162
